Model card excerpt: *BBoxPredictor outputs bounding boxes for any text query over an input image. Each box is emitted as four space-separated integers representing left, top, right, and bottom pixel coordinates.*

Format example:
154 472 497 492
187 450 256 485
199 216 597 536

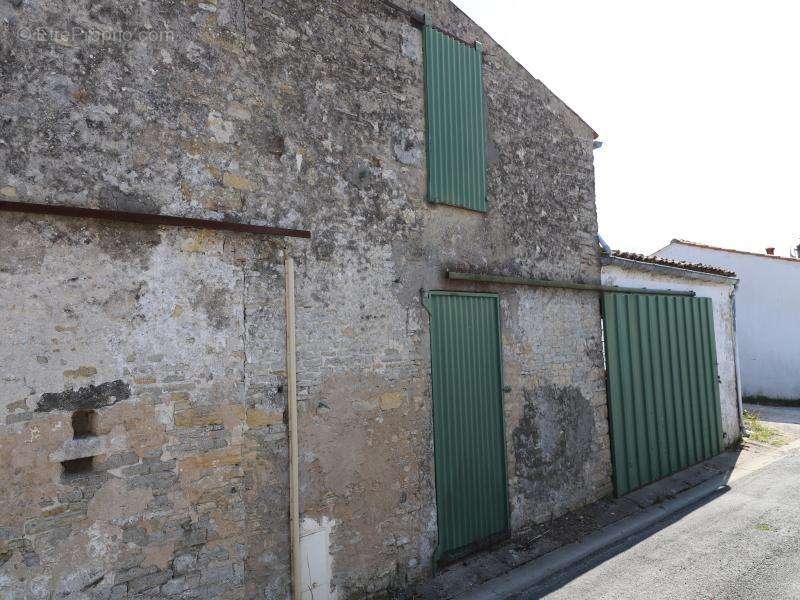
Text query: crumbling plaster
1 0 610 597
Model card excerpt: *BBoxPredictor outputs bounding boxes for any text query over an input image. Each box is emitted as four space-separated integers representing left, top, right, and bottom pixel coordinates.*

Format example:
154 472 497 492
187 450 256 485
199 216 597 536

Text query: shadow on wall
744 396 800 410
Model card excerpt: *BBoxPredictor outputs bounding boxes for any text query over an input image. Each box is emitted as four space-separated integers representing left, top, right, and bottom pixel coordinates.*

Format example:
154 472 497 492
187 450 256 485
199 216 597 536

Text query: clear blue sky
453 0 800 256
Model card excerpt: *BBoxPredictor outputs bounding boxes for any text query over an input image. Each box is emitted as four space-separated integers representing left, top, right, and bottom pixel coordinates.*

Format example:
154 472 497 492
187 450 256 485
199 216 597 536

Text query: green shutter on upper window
423 24 487 212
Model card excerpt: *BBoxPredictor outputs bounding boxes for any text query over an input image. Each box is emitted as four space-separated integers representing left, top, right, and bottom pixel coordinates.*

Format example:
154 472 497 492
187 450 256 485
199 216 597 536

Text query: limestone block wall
0 0 611 597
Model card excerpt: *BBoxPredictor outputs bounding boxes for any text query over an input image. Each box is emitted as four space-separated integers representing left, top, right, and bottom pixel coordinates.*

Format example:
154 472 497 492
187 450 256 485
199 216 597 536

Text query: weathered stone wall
0 0 611 597
0 216 285 598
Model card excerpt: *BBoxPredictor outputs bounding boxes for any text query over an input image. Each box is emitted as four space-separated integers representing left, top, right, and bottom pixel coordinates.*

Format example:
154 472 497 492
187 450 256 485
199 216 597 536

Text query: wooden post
284 253 302 600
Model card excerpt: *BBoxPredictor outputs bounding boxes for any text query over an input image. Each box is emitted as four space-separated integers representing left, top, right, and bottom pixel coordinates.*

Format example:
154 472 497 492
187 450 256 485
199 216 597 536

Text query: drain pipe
598 234 612 255
284 253 302 600
731 280 745 438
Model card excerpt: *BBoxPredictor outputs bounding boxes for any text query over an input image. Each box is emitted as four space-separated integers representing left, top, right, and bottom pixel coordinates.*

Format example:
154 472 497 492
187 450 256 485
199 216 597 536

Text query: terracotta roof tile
608 250 737 278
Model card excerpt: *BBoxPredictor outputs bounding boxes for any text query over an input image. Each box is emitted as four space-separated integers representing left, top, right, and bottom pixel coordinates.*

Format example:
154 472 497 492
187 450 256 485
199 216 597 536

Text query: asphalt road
521 445 800 599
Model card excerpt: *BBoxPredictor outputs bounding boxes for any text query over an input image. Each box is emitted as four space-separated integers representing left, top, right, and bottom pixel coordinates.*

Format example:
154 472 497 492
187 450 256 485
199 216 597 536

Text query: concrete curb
455 474 730 599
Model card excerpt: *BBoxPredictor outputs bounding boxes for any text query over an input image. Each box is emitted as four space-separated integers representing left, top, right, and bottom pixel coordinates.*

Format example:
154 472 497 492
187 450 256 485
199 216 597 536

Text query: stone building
0 0 610 598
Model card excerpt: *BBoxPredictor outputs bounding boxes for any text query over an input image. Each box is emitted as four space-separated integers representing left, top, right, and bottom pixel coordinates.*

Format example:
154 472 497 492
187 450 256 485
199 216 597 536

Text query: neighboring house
601 251 742 449
656 240 800 400
0 1 611 598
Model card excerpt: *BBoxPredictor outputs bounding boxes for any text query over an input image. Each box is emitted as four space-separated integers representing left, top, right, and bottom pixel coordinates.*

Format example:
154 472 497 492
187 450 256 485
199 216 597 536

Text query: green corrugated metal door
423 24 487 212
425 292 508 562
603 293 724 496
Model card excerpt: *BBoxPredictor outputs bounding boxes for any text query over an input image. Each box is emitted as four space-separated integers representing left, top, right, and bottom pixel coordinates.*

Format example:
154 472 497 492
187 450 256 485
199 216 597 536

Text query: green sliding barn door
425 292 509 563
603 293 724 496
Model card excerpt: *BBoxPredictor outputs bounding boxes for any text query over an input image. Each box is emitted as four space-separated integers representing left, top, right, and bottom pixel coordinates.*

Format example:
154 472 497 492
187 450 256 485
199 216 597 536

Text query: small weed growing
743 409 787 446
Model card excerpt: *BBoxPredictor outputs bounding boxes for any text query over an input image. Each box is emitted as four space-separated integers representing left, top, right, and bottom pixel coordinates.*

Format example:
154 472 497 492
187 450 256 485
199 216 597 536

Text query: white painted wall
299 517 335 600
656 243 800 400
601 262 741 445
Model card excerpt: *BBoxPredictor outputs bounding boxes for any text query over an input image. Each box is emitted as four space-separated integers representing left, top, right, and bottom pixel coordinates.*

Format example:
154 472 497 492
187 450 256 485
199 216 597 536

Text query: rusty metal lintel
377 0 481 52
377 0 426 26
428 21 479 51
0 200 312 239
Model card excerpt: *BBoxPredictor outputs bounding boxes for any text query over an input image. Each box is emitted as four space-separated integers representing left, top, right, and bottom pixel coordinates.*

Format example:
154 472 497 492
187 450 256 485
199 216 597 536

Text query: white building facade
656 240 800 400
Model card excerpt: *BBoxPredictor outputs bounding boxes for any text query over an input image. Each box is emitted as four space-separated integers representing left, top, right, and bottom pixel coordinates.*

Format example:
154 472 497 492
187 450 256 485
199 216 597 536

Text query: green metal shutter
423 25 487 212
603 293 724 496
425 292 508 562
